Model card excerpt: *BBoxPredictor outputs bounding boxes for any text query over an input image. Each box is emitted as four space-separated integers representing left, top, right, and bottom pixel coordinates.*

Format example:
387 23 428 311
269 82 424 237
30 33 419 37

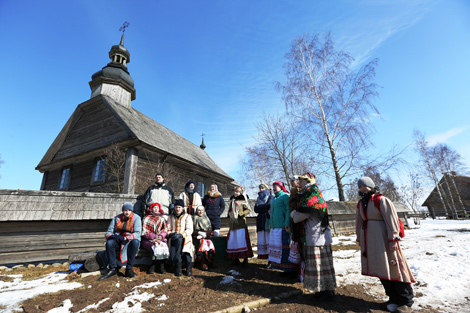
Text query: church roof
103 96 232 179
36 95 232 180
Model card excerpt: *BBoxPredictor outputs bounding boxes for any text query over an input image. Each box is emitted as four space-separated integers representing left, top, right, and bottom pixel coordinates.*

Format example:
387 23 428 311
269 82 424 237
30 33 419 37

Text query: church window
197 182 204 195
92 159 107 184
58 167 71 190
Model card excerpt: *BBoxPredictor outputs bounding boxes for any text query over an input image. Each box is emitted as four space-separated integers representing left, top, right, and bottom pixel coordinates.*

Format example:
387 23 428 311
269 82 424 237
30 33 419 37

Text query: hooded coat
356 195 415 283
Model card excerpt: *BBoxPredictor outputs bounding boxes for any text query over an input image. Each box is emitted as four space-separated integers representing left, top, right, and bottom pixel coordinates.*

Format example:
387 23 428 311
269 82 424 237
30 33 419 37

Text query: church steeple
89 23 136 107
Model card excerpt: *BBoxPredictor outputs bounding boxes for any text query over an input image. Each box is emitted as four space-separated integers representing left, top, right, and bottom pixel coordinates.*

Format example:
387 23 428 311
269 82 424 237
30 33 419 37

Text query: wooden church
36 34 235 196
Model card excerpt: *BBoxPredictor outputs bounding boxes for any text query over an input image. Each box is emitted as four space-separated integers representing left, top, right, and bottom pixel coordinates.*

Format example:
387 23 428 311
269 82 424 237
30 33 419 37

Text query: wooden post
123 148 138 194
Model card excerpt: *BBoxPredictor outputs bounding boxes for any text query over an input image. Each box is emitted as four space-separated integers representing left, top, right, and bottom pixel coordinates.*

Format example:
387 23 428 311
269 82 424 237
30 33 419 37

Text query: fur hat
358 177 375 188
122 202 134 212
174 199 185 208
298 172 316 184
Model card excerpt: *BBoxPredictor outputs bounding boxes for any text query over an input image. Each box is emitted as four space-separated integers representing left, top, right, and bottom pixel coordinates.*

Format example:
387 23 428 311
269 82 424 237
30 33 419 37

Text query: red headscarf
273 181 289 194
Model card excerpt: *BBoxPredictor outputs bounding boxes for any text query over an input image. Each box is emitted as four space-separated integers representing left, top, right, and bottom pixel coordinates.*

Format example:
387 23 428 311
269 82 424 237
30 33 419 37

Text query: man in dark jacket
143 173 174 218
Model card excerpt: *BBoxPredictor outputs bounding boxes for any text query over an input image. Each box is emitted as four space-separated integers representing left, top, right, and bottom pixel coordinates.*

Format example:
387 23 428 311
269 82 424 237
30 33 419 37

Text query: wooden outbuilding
422 174 470 219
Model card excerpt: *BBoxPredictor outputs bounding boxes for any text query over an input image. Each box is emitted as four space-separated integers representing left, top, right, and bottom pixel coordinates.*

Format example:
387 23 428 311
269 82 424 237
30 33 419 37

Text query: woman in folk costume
356 177 415 313
179 180 204 216
254 184 273 261
291 172 336 299
268 181 297 275
227 186 254 266
202 184 225 237
168 199 195 276
141 202 169 274
192 206 216 270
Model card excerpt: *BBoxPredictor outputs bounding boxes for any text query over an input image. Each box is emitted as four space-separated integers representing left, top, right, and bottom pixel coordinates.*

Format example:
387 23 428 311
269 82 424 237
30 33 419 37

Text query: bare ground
2 243 440 312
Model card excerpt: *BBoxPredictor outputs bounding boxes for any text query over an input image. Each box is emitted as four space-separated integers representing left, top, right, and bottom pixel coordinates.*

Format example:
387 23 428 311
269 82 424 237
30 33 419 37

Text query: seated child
193 206 216 270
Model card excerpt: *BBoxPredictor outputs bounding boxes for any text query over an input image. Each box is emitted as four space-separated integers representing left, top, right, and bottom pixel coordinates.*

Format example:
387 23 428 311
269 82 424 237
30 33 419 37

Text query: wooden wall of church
52 103 129 162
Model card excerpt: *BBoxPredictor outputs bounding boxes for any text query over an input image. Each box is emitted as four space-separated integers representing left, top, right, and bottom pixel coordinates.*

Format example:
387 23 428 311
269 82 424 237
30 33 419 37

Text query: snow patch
227 269 241 276
47 299 73 313
0 272 82 312
220 276 238 285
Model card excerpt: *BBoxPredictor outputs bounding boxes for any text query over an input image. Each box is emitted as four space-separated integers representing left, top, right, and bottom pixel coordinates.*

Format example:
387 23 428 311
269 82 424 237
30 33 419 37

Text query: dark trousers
169 236 191 264
105 239 140 270
380 279 414 306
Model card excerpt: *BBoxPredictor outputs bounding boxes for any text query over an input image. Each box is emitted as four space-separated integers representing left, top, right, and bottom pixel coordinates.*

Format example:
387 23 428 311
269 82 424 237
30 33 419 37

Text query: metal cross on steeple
119 21 130 34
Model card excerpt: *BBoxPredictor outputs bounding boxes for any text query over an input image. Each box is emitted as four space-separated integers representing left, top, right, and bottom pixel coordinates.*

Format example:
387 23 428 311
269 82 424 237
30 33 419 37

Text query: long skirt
268 228 296 272
257 230 270 259
226 228 254 259
303 244 337 292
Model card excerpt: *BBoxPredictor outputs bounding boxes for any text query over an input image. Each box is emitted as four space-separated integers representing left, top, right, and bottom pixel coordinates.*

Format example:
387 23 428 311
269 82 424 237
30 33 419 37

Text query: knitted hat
358 177 375 188
298 172 316 183
174 199 185 207
273 181 289 193
122 202 134 212
155 172 165 178
185 180 196 188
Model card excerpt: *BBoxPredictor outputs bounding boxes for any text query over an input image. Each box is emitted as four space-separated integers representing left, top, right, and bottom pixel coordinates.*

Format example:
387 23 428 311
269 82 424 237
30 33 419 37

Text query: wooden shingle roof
37 95 232 180
0 189 140 221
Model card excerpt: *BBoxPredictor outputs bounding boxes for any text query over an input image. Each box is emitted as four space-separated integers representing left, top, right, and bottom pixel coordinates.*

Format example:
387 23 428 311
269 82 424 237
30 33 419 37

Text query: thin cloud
427 127 469 145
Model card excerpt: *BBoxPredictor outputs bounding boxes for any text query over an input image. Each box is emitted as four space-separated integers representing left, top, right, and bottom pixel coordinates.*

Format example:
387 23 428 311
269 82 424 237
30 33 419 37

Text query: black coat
202 193 225 230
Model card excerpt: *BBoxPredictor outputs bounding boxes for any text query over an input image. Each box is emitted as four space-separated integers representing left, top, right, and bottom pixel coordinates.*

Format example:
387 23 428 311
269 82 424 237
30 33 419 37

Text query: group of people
98 173 225 280
97 172 415 313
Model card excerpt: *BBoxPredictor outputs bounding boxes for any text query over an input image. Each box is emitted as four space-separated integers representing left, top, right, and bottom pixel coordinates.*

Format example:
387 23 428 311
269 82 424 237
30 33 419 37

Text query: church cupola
89 27 136 108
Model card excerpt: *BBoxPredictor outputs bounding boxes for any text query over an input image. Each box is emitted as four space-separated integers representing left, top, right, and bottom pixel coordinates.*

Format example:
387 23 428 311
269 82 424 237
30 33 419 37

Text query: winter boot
186 262 193 276
158 260 167 274
175 262 182 277
148 260 156 274
125 268 137 278
231 258 241 266
200 256 208 271
242 258 248 267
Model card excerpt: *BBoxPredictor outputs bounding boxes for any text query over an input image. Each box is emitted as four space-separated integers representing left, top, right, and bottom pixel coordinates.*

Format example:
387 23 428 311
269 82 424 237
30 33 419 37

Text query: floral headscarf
298 172 316 184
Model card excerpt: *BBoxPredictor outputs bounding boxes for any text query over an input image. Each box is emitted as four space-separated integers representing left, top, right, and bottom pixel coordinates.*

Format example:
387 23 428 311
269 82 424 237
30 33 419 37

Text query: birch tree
413 130 451 218
276 32 380 201
240 113 313 190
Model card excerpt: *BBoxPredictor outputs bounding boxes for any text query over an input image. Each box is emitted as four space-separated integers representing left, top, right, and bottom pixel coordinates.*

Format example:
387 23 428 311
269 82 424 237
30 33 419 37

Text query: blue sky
0 0 469 199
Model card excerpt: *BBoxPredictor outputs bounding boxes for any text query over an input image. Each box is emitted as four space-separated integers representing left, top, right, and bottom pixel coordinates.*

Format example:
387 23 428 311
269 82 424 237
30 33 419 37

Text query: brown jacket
355 195 415 283
228 196 251 231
